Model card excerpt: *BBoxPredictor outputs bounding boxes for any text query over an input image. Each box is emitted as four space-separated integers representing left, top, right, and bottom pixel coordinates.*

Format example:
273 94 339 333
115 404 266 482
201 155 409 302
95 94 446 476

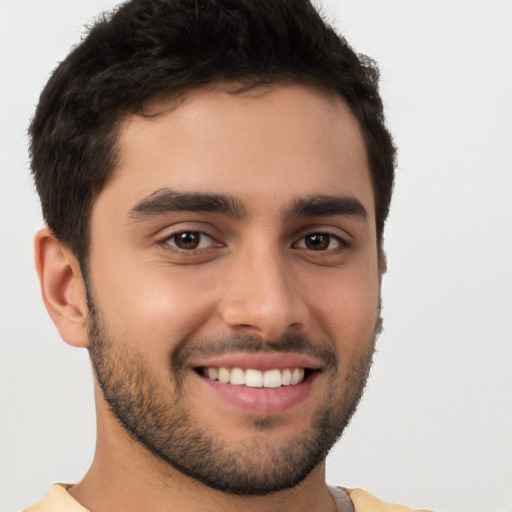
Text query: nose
218 245 309 340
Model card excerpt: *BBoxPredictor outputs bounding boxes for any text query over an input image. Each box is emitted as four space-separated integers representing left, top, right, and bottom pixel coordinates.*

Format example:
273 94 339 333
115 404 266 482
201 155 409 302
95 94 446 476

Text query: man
25 0 431 510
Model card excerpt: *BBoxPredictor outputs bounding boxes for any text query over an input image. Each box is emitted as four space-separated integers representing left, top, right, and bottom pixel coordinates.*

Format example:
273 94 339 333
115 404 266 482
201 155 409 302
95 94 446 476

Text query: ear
34 227 89 348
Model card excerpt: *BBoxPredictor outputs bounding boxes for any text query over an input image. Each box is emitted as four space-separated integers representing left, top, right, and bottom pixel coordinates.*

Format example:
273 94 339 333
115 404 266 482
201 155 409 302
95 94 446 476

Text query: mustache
172 332 337 371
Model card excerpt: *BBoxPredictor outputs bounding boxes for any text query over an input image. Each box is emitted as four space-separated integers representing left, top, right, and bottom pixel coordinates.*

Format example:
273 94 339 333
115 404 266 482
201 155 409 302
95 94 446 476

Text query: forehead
96 83 374 220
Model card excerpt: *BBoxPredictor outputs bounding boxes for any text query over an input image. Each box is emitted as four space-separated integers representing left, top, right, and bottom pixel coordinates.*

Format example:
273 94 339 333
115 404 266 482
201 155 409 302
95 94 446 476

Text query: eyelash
160 231 219 251
292 233 347 252
159 230 348 253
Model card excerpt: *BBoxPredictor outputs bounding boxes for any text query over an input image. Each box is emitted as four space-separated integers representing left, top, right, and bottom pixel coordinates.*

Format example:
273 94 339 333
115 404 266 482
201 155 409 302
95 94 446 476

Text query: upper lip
189 352 323 372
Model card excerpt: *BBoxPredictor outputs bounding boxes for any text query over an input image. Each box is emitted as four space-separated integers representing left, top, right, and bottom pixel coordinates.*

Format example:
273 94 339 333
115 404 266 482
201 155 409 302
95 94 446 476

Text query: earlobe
34 227 90 348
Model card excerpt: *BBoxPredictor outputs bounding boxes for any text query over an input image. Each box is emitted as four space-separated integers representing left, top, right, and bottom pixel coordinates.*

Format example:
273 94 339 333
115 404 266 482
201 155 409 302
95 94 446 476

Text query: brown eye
166 232 214 250
295 233 342 251
305 234 329 250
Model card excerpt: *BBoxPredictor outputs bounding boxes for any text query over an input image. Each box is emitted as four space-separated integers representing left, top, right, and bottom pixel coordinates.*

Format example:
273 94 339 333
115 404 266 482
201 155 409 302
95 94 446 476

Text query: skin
35 84 384 512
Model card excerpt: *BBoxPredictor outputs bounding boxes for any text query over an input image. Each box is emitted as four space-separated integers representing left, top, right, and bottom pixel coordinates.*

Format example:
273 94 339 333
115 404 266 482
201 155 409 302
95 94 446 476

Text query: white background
1 1 511 511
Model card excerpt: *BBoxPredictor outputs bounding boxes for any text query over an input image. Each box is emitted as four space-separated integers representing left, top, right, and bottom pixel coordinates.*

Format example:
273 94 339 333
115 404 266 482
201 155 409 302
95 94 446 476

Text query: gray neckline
328 486 355 512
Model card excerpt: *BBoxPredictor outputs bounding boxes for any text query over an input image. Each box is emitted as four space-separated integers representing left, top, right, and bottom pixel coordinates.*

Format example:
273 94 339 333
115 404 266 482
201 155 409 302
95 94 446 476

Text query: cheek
302 263 381 349
90 258 220 355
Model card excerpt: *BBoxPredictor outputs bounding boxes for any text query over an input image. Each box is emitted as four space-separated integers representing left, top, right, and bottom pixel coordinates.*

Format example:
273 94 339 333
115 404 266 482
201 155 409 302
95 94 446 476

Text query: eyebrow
129 188 247 219
284 194 368 220
129 189 367 222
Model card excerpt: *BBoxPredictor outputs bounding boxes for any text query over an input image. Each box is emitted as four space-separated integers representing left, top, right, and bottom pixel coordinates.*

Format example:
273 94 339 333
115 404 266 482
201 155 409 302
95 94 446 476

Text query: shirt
24 483 434 511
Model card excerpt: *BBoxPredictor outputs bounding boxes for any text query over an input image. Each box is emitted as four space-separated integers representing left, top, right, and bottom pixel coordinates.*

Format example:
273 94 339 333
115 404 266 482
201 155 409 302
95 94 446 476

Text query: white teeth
204 367 306 388
229 368 245 386
281 368 292 386
207 368 218 380
218 367 230 384
263 369 282 388
291 368 304 385
245 369 263 388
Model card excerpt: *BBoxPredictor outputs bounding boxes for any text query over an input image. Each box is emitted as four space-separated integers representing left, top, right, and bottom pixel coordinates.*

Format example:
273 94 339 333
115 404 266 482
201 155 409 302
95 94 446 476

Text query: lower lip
194 371 317 415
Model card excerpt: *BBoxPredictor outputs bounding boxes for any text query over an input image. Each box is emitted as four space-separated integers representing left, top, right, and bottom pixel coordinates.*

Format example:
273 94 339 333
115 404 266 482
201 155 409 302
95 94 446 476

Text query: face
86 84 382 494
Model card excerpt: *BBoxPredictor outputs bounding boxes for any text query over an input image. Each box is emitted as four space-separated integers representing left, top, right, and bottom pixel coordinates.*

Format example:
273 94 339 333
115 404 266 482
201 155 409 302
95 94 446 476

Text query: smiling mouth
196 367 318 389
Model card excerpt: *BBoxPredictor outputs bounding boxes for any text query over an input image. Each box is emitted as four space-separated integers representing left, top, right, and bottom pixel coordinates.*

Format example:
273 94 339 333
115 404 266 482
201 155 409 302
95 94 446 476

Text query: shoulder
24 484 88 512
347 488 435 512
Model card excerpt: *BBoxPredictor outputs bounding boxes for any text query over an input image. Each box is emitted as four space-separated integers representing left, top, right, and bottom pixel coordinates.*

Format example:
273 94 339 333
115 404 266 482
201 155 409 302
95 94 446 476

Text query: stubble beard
87 296 379 495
